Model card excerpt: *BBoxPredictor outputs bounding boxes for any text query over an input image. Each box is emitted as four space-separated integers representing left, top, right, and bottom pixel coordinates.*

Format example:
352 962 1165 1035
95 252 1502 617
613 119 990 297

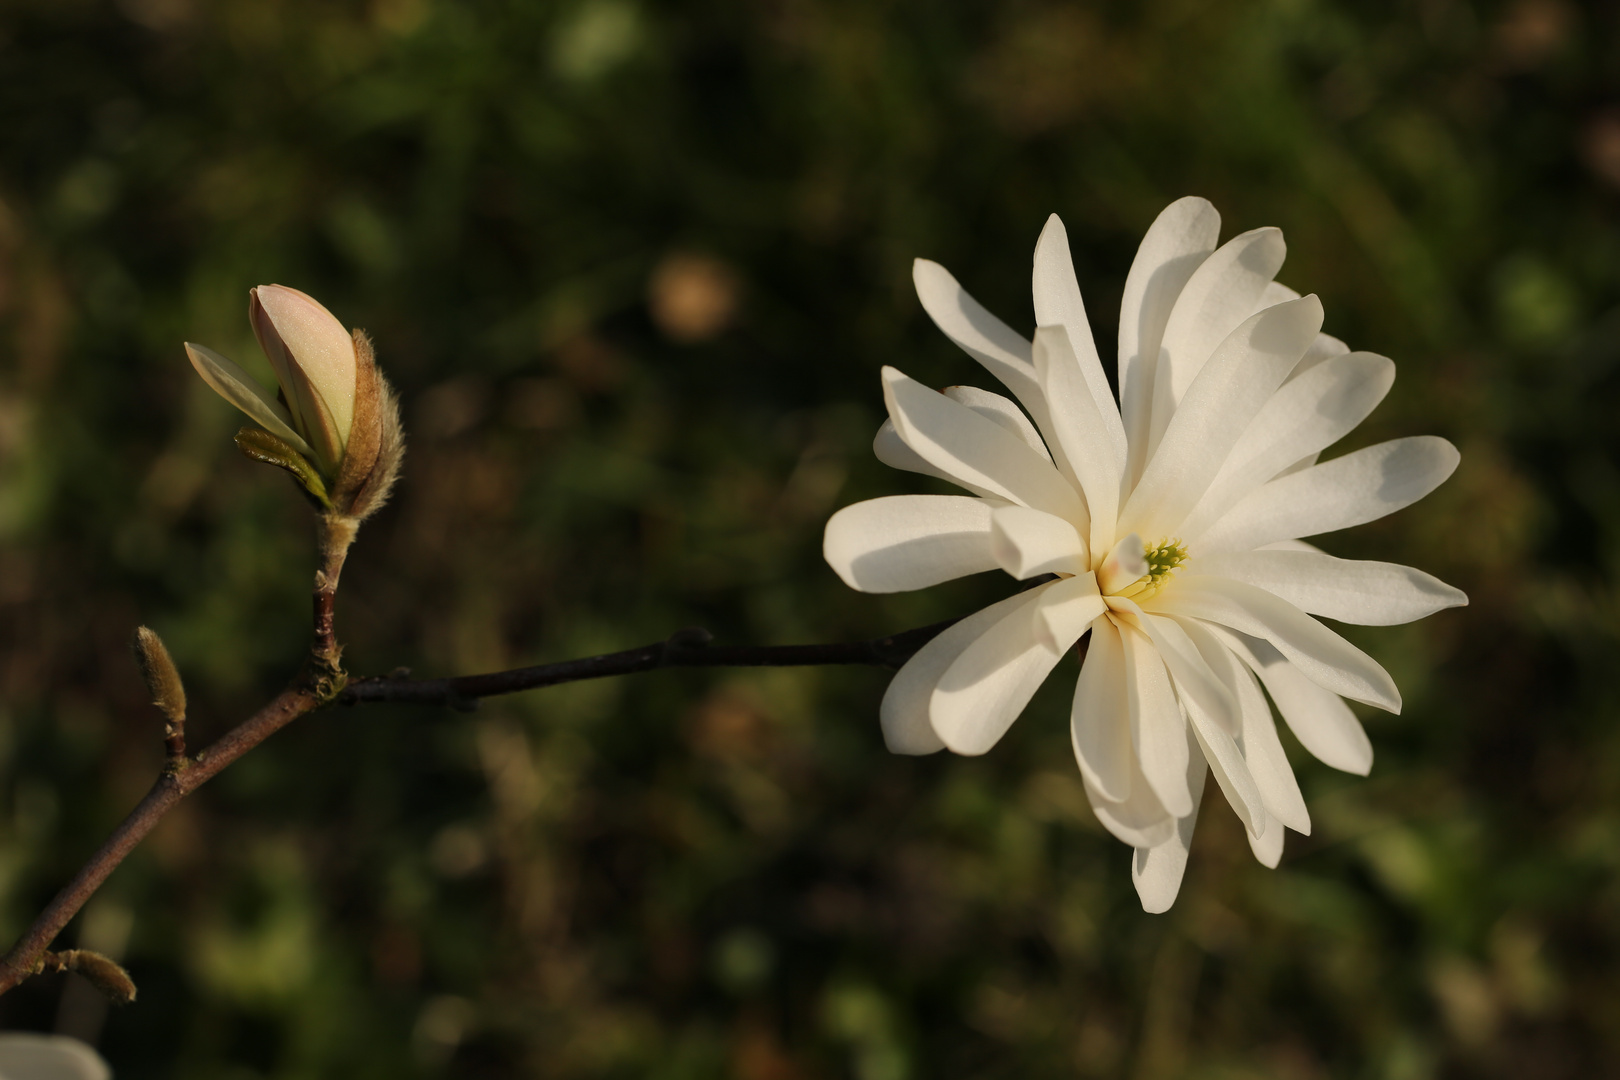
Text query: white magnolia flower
824 198 1465 911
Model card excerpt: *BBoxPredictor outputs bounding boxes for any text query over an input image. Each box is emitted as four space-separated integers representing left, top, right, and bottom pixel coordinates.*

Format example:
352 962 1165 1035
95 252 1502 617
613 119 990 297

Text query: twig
0 571 1046 998
340 618 963 709
0 686 320 996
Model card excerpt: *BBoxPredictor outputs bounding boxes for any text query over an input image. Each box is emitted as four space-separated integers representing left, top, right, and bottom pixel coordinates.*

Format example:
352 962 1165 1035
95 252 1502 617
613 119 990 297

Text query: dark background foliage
0 0 1616 1075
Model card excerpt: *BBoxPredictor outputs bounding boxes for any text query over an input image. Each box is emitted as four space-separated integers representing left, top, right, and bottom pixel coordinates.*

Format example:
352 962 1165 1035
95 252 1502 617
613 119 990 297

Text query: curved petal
1149 576 1400 712
990 505 1089 580
1253 280 1300 311
1131 726 1208 913
930 581 1068 754
1033 325 1125 556
1032 214 1127 461
1119 296 1324 541
873 419 963 487
1211 628 1373 775
1096 533 1148 595
824 496 999 593
1085 768 1176 849
1196 436 1460 555
1176 616 1310 833
1187 549 1467 626
1180 351 1396 540
879 589 1039 755
944 385 1051 462
1033 572 1104 653
883 367 1087 521
252 285 356 465
911 259 1087 487
1118 197 1221 487
913 258 1037 395
1138 611 1265 836
1146 226 1288 458
1116 615 1194 817
1247 809 1286 868
185 342 316 457
1072 616 1133 802
1289 331 1350 382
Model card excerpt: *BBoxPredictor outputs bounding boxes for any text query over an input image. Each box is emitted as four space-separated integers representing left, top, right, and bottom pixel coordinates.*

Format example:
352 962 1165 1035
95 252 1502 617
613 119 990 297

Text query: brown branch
0 565 1053 999
0 686 321 996
340 618 964 709
343 577 1062 710
0 516 362 1000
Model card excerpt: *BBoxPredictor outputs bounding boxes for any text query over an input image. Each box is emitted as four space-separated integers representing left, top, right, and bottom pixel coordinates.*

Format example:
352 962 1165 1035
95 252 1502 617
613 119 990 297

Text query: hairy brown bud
131 626 186 727
329 330 405 522
37 949 137 1006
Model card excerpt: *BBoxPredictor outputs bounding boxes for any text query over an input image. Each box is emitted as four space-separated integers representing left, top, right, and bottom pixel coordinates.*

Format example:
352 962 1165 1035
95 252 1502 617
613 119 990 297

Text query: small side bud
132 626 187 758
37 949 137 1006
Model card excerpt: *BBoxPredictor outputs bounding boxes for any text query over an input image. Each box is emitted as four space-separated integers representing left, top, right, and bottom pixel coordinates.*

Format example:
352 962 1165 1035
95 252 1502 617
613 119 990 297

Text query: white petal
873 419 960 486
1131 726 1208 913
1072 616 1133 802
883 367 1087 522
1116 615 1194 817
1214 628 1373 775
185 342 317 457
1176 616 1310 833
1137 610 1265 836
1096 532 1148 595
1145 226 1288 459
1031 214 1127 462
1290 332 1350 380
824 495 999 593
1085 768 1176 849
0 1033 111 1080
1188 549 1467 626
913 259 1086 487
1118 197 1221 488
879 589 1038 755
990 505 1089 579
1119 296 1324 541
1033 572 1105 653
944 385 1052 462
1150 576 1401 712
913 258 1037 396
1247 809 1286 868
1033 325 1125 556
1128 606 1238 737
930 581 1067 754
1180 351 1396 541
1253 280 1300 311
1262 539 1323 553
1197 436 1460 554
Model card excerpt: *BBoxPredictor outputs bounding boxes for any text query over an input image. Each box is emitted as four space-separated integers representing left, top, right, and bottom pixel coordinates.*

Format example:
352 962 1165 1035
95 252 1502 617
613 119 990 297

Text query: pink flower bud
248 285 357 472
186 286 404 520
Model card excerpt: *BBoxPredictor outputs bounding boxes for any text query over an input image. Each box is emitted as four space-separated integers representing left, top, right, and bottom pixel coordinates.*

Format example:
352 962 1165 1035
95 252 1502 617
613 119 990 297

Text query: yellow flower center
1113 537 1188 602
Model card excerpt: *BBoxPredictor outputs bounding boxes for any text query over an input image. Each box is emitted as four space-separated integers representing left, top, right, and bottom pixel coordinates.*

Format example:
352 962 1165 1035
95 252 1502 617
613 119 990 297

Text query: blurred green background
0 0 1615 1076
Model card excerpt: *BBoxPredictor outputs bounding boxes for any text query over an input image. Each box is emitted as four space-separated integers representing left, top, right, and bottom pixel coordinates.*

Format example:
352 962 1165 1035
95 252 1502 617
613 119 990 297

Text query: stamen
1115 537 1187 601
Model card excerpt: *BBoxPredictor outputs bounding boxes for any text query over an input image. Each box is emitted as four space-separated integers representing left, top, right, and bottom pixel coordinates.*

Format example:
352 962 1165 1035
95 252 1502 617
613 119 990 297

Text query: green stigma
1117 537 1188 600
1143 537 1188 582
